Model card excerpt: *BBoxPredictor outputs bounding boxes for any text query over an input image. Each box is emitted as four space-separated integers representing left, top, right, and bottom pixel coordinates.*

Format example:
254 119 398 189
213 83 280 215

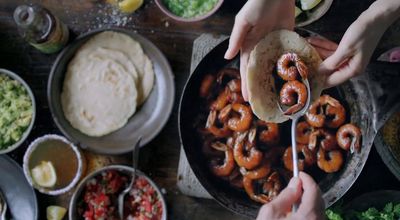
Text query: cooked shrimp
229 92 245 104
308 129 338 151
243 177 270 204
257 121 280 146
337 123 362 153
277 53 308 80
262 171 282 200
217 68 240 84
325 104 346 128
306 94 345 128
227 79 241 93
228 103 253 132
240 159 271 180
233 130 263 170
296 121 313 145
210 146 236 177
317 148 344 173
211 87 230 111
283 145 316 171
206 110 232 138
218 104 232 123
279 80 308 115
202 139 224 158
200 74 215 98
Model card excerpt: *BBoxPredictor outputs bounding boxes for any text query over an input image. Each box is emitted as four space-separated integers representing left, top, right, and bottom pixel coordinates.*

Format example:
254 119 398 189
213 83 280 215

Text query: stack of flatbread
61 31 154 137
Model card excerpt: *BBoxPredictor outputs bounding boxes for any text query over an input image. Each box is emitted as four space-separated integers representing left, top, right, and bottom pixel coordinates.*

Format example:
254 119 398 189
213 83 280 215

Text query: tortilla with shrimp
247 29 324 123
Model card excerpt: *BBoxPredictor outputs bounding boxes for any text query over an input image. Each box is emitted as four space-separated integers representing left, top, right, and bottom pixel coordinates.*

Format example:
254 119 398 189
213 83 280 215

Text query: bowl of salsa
69 165 167 220
155 0 224 22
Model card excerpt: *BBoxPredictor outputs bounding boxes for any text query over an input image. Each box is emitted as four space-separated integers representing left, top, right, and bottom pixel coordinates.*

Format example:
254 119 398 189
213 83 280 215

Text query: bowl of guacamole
0 69 35 154
155 0 223 22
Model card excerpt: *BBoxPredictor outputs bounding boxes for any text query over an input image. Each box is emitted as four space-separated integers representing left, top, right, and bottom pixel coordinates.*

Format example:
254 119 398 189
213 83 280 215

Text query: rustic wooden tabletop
0 0 399 219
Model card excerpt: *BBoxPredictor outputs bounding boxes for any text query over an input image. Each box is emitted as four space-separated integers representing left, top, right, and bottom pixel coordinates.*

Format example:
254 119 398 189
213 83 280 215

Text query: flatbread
247 30 324 123
61 47 138 137
75 31 155 105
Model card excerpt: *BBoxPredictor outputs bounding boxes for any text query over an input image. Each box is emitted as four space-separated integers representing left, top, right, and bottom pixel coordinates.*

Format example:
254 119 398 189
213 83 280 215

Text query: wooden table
0 0 399 219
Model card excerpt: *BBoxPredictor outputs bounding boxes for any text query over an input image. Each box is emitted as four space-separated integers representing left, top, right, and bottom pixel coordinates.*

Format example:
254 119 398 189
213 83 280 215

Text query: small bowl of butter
23 134 86 195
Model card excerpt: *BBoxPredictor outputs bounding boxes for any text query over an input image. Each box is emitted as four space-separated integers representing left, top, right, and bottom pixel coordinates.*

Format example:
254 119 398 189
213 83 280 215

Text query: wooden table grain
0 0 399 219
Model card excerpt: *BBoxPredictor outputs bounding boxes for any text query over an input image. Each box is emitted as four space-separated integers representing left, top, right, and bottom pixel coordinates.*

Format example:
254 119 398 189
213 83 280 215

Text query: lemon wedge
300 0 322 10
31 161 57 188
118 0 143 13
295 6 303 17
47 206 67 220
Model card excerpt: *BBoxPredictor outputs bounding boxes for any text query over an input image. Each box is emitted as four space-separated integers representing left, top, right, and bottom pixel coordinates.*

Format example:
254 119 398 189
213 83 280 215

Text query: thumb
269 177 302 212
318 47 351 76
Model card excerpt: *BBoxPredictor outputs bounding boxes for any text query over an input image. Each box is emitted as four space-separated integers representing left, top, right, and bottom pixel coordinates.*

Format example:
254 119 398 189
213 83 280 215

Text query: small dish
0 68 36 154
296 0 333 27
0 155 38 220
69 165 167 220
23 134 85 195
155 0 224 22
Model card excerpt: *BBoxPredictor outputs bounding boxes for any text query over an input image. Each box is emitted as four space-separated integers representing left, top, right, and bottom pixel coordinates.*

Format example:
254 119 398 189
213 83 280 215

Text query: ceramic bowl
69 165 167 220
23 134 85 195
0 68 36 154
155 0 224 22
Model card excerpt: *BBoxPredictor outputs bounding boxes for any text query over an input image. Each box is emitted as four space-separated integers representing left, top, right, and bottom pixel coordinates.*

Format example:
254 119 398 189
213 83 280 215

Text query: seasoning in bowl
23 134 85 195
78 170 163 220
0 74 33 151
162 0 220 19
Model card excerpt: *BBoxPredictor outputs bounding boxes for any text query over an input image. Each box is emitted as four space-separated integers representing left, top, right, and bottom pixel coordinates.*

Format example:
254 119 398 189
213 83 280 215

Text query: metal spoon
0 189 7 220
278 78 311 212
118 137 142 220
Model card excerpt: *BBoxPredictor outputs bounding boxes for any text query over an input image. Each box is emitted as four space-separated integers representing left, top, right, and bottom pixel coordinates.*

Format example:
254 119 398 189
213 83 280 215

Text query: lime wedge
31 161 57 188
295 6 303 17
300 0 322 10
118 0 143 13
47 206 67 220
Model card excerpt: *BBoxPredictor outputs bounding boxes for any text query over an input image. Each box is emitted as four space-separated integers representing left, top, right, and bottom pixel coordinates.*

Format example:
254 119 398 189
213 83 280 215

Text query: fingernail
224 50 230 59
288 177 299 190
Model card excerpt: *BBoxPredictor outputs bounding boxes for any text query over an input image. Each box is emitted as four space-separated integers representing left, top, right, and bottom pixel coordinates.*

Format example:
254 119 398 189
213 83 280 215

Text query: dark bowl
178 35 374 218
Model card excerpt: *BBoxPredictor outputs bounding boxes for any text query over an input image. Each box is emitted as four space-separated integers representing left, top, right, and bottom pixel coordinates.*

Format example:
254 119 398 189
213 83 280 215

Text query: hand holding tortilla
311 0 400 88
224 0 295 101
246 30 323 123
61 31 155 137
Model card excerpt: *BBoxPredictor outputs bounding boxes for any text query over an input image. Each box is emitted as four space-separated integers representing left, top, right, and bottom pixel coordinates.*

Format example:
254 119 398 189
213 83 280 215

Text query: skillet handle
363 61 400 130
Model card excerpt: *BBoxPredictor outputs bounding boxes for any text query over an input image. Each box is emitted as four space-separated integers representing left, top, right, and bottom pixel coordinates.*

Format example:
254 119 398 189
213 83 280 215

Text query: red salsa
78 170 163 220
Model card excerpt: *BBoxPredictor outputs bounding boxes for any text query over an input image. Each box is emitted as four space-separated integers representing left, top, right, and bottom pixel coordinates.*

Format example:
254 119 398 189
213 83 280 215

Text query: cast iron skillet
178 30 400 217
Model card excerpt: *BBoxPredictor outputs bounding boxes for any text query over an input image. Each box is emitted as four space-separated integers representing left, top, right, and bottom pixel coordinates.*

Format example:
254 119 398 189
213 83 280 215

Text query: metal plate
48 28 175 154
0 155 38 220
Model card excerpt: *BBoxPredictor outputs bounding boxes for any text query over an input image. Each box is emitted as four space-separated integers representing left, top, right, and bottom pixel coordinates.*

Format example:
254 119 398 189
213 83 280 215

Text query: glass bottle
13 4 69 54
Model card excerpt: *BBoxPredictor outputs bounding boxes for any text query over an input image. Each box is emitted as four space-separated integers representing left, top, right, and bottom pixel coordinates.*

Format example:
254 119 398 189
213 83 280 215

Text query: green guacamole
0 74 33 150
163 0 219 18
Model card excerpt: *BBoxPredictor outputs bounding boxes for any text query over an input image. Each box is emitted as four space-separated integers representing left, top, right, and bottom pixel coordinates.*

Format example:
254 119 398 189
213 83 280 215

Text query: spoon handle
291 117 300 213
132 137 142 179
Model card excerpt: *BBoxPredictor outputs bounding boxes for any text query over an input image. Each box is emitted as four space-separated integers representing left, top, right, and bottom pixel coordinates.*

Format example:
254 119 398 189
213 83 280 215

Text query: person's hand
256 172 325 220
224 0 295 101
307 37 338 60
314 0 400 88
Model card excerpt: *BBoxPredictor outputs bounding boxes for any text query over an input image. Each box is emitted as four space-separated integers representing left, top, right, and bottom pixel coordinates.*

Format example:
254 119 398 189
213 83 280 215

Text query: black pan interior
179 38 364 218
